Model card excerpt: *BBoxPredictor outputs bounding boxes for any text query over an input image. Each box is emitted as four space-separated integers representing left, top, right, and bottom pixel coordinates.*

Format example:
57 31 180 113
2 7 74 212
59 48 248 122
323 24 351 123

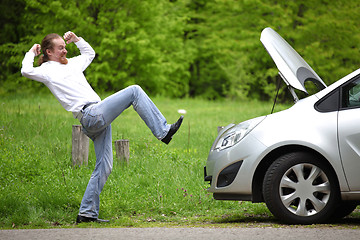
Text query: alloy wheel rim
279 163 331 217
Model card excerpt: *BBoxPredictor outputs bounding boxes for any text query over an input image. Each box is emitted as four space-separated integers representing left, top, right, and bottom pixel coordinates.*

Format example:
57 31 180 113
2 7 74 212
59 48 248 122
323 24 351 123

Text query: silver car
204 27 360 224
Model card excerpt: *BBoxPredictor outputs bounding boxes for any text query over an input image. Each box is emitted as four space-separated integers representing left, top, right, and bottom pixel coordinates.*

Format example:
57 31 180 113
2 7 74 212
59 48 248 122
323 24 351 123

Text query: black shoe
76 215 110 223
161 116 184 145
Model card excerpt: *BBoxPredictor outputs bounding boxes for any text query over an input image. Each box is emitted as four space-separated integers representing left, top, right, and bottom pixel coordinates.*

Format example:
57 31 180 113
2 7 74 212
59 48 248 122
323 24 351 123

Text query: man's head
38 33 68 65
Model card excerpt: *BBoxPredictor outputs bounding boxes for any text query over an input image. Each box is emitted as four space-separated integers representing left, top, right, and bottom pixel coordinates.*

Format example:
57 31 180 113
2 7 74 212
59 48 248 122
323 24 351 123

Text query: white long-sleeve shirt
21 38 101 118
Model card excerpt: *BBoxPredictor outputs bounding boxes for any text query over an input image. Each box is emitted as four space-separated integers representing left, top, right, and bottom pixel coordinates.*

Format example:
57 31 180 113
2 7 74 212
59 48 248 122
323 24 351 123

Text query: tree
1 0 360 100
0 0 193 97
89 0 192 97
185 0 292 100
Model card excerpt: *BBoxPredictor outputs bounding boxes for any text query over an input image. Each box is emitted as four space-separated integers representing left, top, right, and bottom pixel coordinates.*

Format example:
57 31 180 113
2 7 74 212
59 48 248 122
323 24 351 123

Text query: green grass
1 93 360 229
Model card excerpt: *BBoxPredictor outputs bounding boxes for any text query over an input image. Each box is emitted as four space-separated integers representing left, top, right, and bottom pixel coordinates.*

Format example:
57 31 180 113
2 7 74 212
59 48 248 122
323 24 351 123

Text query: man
21 31 183 223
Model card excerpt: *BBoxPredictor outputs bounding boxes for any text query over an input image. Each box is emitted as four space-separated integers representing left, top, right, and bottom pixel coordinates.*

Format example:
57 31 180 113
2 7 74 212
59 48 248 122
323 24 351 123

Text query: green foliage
1 0 360 99
185 0 293 100
89 0 191 96
289 0 360 85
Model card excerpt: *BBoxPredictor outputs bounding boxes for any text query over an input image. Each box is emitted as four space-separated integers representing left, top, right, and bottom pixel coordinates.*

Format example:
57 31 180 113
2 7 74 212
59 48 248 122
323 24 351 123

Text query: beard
60 54 68 64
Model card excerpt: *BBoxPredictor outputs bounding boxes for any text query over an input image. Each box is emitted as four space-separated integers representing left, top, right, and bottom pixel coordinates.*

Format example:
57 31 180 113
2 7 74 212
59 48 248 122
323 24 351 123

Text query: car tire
262 152 340 224
329 201 358 221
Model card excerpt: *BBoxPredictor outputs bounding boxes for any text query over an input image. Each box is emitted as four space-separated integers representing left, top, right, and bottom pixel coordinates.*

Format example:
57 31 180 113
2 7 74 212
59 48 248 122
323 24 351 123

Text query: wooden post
114 139 130 164
72 125 89 166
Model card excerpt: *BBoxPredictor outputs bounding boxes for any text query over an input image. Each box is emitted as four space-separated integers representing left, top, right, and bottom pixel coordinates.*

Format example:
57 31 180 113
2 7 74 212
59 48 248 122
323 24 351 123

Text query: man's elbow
90 50 96 61
21 67 33 79
20 68 27 77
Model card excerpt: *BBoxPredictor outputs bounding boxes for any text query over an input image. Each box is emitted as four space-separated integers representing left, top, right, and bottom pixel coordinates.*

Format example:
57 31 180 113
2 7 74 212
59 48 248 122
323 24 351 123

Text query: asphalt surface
1 227 360 240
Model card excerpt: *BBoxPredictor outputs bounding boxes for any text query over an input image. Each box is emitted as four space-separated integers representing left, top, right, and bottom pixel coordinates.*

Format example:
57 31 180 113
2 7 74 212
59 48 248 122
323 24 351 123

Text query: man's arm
65 31 95 71
21 44 46 82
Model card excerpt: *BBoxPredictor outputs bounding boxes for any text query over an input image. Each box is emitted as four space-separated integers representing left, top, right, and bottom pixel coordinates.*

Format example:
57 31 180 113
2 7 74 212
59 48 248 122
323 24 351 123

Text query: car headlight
213 116 266 151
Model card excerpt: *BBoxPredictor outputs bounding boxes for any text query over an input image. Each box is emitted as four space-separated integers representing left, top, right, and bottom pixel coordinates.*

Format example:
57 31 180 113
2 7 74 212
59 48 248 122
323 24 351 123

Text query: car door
338 76 360 190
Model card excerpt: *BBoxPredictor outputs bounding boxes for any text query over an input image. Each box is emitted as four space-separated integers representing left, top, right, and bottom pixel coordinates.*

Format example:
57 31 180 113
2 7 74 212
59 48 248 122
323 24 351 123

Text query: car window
342 78 360 108
315 89 339 112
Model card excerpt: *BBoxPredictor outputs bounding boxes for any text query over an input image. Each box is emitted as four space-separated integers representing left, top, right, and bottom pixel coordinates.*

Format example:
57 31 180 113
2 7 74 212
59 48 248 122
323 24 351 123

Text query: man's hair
38 33 62 66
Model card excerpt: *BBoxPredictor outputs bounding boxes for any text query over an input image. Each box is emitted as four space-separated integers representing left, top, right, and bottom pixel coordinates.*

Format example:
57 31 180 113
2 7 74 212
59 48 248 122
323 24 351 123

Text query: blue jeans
78 85 170 218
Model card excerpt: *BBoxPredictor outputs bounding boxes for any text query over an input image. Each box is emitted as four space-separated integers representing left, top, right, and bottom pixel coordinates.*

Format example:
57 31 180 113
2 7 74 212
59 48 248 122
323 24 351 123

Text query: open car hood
260 27 326 98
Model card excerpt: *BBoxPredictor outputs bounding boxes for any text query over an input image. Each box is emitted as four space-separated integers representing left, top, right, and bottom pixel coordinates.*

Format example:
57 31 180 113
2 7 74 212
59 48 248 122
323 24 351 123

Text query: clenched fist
30 44 41 56
63 31 80 44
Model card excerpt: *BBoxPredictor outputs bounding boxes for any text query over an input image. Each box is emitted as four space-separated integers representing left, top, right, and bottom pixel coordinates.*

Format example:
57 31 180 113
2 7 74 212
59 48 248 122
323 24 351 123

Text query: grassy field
1 92 360 229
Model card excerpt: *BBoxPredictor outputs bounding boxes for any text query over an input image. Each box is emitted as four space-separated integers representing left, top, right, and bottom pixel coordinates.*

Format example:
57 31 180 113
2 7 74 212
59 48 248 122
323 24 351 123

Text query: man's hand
30 44 41 56
63 31 80 44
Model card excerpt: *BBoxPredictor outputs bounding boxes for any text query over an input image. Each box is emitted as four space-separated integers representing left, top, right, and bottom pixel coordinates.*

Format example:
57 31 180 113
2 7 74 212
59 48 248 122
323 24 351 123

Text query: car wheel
330 201 358 221
263 152 340 224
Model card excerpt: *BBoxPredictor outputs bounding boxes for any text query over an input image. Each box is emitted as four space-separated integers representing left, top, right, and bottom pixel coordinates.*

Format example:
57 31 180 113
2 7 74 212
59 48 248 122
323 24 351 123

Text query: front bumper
204 133 267 200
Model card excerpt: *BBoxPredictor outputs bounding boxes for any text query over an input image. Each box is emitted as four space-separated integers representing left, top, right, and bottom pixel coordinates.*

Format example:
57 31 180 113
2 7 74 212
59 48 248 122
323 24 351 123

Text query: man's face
47 37 68 64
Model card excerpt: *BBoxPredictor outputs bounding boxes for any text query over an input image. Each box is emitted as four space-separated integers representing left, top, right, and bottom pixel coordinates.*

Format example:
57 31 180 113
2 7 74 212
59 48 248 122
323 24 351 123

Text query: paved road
1 227 360 240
